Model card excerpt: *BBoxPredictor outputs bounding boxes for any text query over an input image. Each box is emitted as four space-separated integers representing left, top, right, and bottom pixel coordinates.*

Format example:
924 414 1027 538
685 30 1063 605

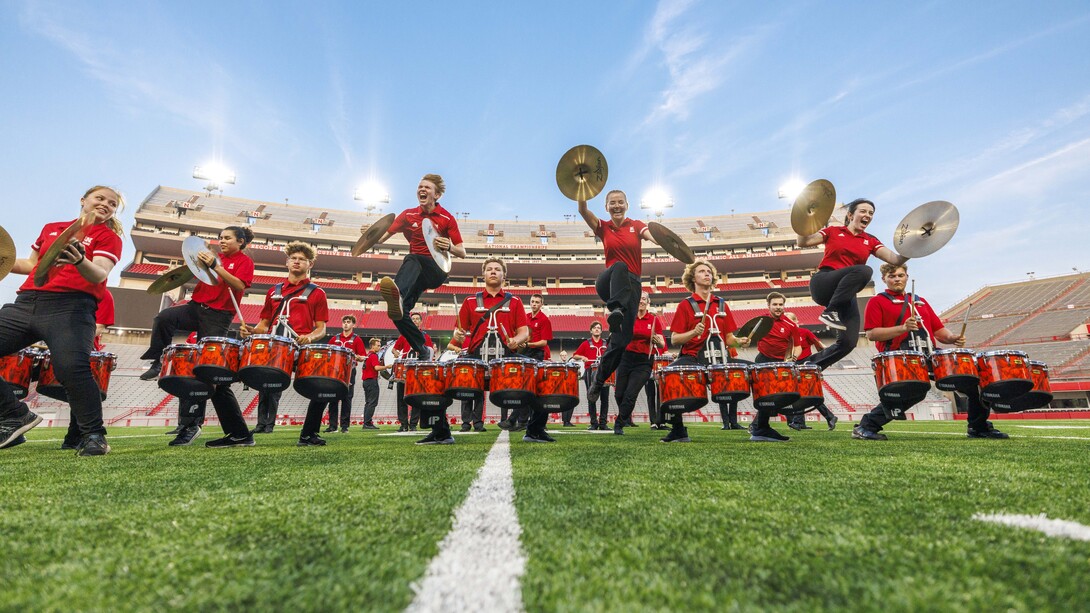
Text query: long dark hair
843 198 874 226
224 225 254 249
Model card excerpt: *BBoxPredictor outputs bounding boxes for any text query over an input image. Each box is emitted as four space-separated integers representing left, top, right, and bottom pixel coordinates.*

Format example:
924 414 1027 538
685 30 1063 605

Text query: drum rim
450 358 486 365
200 336 243 346
167 343 201 350
247 334 295 344
90 351 117 358
794 362 820 371
750 362 795 370
1027 360 1048 368
977 349 1028 358
489 357 535 365
407 360 446 368
300 343 353 355
707 363 749 371
931 347 975 355
873 350 927 359
659 365 705 373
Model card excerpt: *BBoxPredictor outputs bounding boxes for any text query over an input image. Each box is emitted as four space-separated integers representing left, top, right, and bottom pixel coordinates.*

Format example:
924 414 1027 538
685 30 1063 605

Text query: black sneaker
967 425 1010 439
562 422 574 427
728 423 746 430
523 431 555 443
587 380 603 404
510 422 527 432
660 428 691 443
298 434 327 446
587 423 599 431
460 423 472 432
1 434 26 449
75 434 110 456
827 415 839 431
613 423 625 435
323 426 337 433
168 425 202 446
818 309 846 330
165 425 182 435
140 362 162 381
852 425 887 441
206 433 256 448
498 420 512 431
0 411 42 449
379 277 403 321
60 437 81 450
396 426 408 433
625 419 638 428
362 423 379 430
416 431 454 445
750 427 790 442
340 428 349 434
607 308 624 333
474 424 487 432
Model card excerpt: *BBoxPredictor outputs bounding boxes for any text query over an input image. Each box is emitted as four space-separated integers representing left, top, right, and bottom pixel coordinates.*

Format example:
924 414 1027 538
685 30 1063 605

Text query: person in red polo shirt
779 311 839 431
612 291 666 435
796 198 907 370
577 189 662 407
856 263 1007 441
321 315 368 433
372 174 465 362
359 337 388 430
241 241 330 447
664 260 750 443
571 321 608 429
0 186 124 455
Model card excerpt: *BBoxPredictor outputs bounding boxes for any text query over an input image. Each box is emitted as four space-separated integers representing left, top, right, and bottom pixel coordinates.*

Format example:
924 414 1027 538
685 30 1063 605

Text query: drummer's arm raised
10 249 38 276
796 233 824 248
58 242 114 284
577 200 600 232
641 227 659 245
208 257 246 292
875 246 909 266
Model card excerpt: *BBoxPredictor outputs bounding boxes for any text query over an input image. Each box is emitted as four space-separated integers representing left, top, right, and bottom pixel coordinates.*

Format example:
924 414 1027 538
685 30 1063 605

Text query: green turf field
2 421 1089 611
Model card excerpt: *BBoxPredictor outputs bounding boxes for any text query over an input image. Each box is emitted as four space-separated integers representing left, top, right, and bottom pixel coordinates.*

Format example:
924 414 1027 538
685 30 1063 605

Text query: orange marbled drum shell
444 358 486 400
871 351 930 407
749 362 800 412
589 361 617 386
656 365 708 413
795 363 824 402
193 336 243 385
991 360 1052 413
976 350 1034 401
489 357 538 409
536 362 580 412
930 348 979 392
707 363 750 402
238 335 296 392
293 344 353 401
158 343 212 398
38 350 117 402
0 349 38 399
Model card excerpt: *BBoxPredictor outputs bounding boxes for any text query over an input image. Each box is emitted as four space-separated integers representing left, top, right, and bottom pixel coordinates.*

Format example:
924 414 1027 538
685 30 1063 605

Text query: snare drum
294 344 353 400
0 348 40 400
792 363 824 412
489 357 537 409
193 336 243 385
651 355 672 374
536 362 580 412
588 360 617 386
871 351 930 407
38 350 118 402
392 359 411 383
404 361 452 411
976 350 1033 402
930 348 978 392
749 362 800 412
991 360 1052 413
707 363 750 403
656 365 708 413
445 358 486 400
238 335 297 392
158 344 212 398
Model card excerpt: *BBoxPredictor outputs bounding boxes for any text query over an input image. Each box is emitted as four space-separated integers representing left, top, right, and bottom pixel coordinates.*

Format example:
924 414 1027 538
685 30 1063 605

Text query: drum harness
876 284 933 355
469 291 514 362
269 282 318 341
687 294 729 366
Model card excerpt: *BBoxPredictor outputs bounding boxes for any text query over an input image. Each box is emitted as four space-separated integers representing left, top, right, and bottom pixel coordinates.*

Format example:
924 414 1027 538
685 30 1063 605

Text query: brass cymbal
0 225 15 283
353 213 396 257
892 200 959 258
790 179 837 236
735 315 774 344
181 235 219 285
421 218 453 273
34 211 96 287
146 265 195 295
556 144 608 201
647 222 695 264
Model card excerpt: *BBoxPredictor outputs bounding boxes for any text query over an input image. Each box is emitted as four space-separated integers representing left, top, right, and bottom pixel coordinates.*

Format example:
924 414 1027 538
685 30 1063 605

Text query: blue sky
2 0 1089 310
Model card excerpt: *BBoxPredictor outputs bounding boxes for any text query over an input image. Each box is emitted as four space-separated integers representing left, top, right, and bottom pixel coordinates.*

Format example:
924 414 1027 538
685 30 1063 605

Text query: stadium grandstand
21 186 1088 428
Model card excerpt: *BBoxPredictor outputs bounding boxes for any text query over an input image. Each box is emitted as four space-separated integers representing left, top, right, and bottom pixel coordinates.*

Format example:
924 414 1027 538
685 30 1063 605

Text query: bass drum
377 340 397 380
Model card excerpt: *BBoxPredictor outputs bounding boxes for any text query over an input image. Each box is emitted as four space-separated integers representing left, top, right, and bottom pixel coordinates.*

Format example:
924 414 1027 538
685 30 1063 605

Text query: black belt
197 302 233 315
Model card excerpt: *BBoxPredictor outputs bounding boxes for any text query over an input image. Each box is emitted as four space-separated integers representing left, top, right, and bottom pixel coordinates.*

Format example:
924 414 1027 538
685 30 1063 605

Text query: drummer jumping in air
365 174 465 362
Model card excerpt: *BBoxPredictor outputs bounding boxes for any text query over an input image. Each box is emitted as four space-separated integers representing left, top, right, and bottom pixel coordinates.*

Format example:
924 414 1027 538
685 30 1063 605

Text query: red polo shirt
22 220 122 302
818 226 883 270
757 315 801 361
863 291 943 352
361 352 380 380
393 333 434 357
258 277 328 336
797 328 821 359
593 217 648 276
190 250 254 312
458 290 529 354
527 310 553 345
672 293 738 358
330 332 367 357
625 312 666 355
574 338 606 361
388 203 465 257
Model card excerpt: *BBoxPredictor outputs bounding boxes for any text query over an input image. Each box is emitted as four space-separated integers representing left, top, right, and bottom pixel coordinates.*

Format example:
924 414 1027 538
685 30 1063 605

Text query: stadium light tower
353 181 390 215
640 187 674 219
777 178 806 203
193 162 236 197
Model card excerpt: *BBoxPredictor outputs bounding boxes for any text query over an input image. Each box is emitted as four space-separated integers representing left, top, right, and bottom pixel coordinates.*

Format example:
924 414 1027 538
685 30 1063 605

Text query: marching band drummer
359 338 388 430
782 311 837 431
241 241 330 447
446 333 486 433
795 198 907 370
663 260 750 444
571 322 609 430
60 289 117 449
854 263 1008 441
391 312 436 432
612 291 666 435
374 174 465 361
451 257 541 443
0 186 124 455
322 315 368 434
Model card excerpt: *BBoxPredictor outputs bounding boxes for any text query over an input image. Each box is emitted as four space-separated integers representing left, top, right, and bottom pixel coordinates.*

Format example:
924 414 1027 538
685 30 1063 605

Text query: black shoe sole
0 413 42 448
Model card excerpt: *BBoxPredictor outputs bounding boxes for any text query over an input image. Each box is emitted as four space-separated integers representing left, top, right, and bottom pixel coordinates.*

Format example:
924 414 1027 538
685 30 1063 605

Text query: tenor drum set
0 345 117 402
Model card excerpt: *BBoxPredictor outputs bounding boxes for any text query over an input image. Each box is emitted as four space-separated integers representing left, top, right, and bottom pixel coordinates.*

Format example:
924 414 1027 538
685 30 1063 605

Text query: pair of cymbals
790 179 837 236
647 222 695 264
893 200 959 258
0 225 15 283
353 213 395 257
556 145 608 201
34 211 96 287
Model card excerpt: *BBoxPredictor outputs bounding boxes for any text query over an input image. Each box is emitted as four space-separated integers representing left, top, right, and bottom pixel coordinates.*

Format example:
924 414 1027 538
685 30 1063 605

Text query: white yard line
895 430 1090 441
406 430 526 613
973 513 1090 542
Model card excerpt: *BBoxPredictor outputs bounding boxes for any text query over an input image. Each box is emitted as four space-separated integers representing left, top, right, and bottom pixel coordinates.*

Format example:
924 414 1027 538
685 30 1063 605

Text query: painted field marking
406 430 526 613
895 430 1090 441
973 513 1090 542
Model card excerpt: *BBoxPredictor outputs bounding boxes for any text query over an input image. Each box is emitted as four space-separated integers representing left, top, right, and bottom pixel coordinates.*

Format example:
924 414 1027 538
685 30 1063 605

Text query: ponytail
225 225 255 249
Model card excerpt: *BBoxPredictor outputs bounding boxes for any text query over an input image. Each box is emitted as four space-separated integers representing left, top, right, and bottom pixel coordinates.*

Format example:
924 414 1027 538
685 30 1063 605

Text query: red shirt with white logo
797 327 821 359
757 315 801 361
457 290 529 355
361 352 380 380
625 312 666 355
21 220 122 302
672 293 738 358
388 203 465 257
863 291 943 352
593 217 648 276
330 332 367 357
257 278 328 336
527 310 553 345
817 226 883 270
393 333 434 357
574 338 606 361
190 250 255 312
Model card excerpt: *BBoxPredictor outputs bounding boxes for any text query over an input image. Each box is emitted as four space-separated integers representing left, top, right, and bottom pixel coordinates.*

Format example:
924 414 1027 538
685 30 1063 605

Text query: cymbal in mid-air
146 265 195 295
647 222 696 264
892 200 959 258
34 211 96 287
422 218 453 273
0 225 15 283
556 145 608 201
735 315 774 344
790 179 837 236
181 235 219 286
352 213 396 257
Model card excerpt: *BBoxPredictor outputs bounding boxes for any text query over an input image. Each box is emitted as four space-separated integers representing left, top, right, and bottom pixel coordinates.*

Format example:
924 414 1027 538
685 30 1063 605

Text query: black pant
584 368 611 426
361 378 379 425
140 301 234 362
396 382 418 427
0 292 103 436
325 367 356 429
861 389 988 432
614 351 652 424
392 254 448 356
255 390 281 430
177 396 207 428
806 266 871 369
461 398 484 428
787 403 835 427
301 399 327 438
645 377 661 426
593 263 641 385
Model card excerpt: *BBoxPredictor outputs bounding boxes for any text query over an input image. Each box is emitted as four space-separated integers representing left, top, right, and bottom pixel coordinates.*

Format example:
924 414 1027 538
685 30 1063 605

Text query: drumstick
959 302 973 338
210 264 248 329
